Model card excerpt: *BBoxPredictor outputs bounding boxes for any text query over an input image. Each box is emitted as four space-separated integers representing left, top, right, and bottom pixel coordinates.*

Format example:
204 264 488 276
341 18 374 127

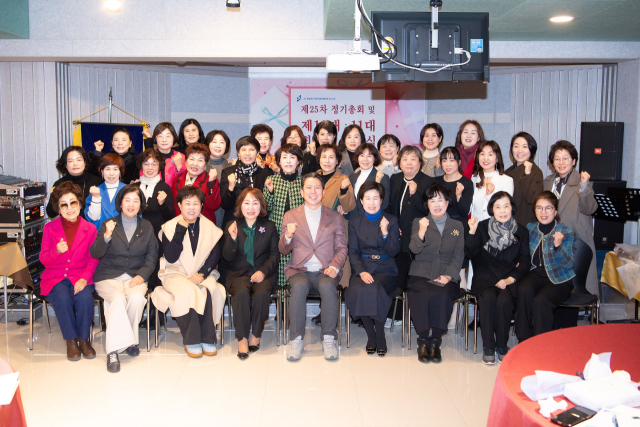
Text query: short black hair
301 172 324 190
316 144 342 167
312 120 337 144
115 184 147 214
487 191 517 217
423 182 453 208
420 123 444 150
398 145 424 170
510 132 538 162
236 136 260 153
548 140 578 166
205 130 231 155
176 186 205 205
338 124 366 152
439 146 460 163
358 181 385 202
275 144 304 166
112 127 132 141
56 146 90 175
250 124 273 141
376 134 401 151
354 143 382 167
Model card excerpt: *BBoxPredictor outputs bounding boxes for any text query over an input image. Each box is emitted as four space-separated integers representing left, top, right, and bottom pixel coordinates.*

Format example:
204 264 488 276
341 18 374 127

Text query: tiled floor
0 311 512 427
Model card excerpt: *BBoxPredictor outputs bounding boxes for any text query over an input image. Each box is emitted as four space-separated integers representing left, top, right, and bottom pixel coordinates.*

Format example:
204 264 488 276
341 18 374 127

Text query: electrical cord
357 0 472 73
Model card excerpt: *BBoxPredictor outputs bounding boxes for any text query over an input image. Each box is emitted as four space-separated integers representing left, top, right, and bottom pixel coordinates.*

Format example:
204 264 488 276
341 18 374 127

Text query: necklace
188 223 196 236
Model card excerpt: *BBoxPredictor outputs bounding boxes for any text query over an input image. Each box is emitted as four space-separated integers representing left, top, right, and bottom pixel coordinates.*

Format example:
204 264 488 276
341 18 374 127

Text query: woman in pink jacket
40 182 100 362
144 122 186 185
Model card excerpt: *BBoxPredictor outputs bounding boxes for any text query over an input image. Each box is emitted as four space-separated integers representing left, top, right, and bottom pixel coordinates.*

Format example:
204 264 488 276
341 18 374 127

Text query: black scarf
235 161 259 189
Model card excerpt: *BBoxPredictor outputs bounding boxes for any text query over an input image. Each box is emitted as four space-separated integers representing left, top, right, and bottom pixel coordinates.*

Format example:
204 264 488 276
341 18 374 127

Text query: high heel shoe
377 348 387 357
237 351 249 360
366 347 376 355
248 344 260 353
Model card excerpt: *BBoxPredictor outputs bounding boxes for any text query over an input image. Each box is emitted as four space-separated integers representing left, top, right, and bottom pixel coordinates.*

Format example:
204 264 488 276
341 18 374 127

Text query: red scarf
457 143 479 171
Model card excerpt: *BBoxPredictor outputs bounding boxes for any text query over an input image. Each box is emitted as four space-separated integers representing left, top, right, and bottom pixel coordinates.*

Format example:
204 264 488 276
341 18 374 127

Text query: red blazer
39 217 100 296
171 170 221 224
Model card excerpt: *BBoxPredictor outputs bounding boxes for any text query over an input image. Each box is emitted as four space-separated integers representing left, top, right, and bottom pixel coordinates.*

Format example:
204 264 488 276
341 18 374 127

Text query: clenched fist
94 140 104 152
380 216 389 235
375 168 384 184
265 177 274 193
104 220 117 239
228 221 238 240
553 231 565 248
418 217 430 240
228 173 237 191
89 186 101 198
178 218 188 227
56 238 68 254
285 222 297 239
341 176 350 190
407 180 417 195
157 191 167 205
485 180 495 196
208 168 217 182
523 161 533 175
309 140 317 156
456 182 464 201
580 171 590 184
172 154 183 171
142 126 152 138
468 216 479 235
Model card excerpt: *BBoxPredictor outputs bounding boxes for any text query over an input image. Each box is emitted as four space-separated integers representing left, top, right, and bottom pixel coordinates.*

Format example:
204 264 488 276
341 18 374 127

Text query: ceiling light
549 15 574 23
226 0 240 8
105 0 121 12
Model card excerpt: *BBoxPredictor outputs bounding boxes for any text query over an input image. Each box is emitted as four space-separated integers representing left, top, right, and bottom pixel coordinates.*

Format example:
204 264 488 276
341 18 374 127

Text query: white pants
95 274 148 354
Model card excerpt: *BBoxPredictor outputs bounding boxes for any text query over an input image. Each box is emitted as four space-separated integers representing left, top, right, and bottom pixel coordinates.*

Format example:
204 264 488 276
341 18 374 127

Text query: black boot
417 338 430 363
428 338 442 363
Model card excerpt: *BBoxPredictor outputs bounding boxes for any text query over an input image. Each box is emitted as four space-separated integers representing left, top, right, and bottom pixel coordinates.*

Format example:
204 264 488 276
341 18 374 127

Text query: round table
487 324 640 427
0 357 27 427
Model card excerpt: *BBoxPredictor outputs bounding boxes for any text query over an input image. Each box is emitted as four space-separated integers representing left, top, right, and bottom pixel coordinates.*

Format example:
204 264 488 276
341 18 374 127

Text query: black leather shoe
428 338 442 363
366 347 376 355
248 344 260 353
237 352 249 360
377 348 387 357
417 338 430 363
107 352 120 373
125 345 140 357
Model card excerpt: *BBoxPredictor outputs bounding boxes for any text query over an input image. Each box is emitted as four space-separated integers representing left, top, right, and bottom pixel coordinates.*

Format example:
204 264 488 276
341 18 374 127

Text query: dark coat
348 212 400 276
434 175 474 228
408 214 465 282
89 149 140 185
46 172 102 219
301 151 317 175
221 216 279 290
464 219 531 296
348 169 391 216
386 171 434 252
90 215 159 282
505 162 544 226
219 165 273 227
135 180 175 238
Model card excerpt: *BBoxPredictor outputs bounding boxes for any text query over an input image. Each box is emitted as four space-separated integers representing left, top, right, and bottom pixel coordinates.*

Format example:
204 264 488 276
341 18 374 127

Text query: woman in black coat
90 185 159 373
465 191 530 365
89 127 140 184
505 132 544 226
46 146 102 219
346 182 400 357
219 136 273 228
222 188 279 360
348 144 391 216
385 145 434 291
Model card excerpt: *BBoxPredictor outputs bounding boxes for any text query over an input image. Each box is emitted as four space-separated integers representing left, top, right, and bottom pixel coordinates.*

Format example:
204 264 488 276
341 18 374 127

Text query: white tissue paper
521 371 582 401
538 396 568 418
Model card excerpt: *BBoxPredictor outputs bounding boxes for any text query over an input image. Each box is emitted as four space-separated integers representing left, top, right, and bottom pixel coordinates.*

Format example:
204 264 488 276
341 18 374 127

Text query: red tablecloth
0 357 27 427
488 324 640 427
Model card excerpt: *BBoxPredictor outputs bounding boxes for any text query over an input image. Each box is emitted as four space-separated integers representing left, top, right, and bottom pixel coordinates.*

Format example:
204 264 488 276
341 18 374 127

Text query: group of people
39 117 598 371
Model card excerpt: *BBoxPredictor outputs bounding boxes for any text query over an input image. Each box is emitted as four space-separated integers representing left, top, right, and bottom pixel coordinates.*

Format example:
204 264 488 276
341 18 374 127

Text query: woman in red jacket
171 143 221 224
455 120 487 179
39 182 100 361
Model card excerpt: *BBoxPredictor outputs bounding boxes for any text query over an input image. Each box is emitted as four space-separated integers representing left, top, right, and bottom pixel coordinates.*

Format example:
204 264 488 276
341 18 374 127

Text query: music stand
600 187 640 323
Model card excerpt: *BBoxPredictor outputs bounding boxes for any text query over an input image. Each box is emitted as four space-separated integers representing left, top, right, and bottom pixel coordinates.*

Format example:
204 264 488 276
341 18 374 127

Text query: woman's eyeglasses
535 206 554 213
59 201 79 211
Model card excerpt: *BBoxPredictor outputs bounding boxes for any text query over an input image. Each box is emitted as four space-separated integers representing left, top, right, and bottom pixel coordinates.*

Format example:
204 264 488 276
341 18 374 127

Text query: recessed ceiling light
105 0 121 13
549 15 574 23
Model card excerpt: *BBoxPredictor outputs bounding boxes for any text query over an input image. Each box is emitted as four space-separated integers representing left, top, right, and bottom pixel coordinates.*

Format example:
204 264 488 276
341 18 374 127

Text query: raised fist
285 222 297 239
228 173 236 191
523 161 533 175
104 220 117 238
94 140 104 152
208 168 218 182
407 181 417 195
580 171 590 184
468 216 479 234
341 176 350 190
265 177 274 193
89 186 100 198
157 191 167 205
380 216 389 235
228 221 238 240
553 231 565 247
56 238 68 254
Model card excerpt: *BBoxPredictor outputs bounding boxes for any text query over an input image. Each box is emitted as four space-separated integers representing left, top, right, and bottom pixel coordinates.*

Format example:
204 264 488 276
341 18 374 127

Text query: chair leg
227 295 233 329
276 290 281 347
163 311 167 331
391 298 398 332
155 307 159 348
338 290 342 346
407 293 411 351
464 295 469 351
284 290 289 345
401 293 406 347
43 300 51 334
596 298 600 324
146 296 151 352
220 302 225 346
346 307 350 348
473 297 478 354
29 293 34 351
98 301 104 332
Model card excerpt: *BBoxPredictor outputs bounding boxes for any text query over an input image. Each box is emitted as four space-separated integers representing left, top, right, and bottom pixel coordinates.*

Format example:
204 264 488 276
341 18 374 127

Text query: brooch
259 227 266 233
451 230 460 236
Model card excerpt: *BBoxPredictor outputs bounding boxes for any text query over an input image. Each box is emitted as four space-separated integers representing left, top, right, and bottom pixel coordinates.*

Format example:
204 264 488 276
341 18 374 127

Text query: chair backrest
572 237 593 295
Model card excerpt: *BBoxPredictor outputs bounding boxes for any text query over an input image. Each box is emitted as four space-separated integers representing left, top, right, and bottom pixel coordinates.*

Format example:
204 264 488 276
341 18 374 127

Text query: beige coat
319 169 356 212
151 215 226 326
543 168 599 294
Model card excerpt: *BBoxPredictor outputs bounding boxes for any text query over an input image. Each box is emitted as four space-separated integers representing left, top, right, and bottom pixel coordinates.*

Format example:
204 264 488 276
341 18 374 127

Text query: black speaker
579 122 624 181
592 180 626 250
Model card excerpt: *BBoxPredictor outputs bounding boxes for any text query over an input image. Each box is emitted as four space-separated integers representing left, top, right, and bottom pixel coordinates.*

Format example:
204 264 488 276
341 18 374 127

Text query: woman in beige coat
151 186 226 358
543 140 598 294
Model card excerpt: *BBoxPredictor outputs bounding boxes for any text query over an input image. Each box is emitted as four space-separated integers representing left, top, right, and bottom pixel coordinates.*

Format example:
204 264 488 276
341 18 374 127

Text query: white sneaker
384 319 402 329
287 336 303 361
322 335 339 360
